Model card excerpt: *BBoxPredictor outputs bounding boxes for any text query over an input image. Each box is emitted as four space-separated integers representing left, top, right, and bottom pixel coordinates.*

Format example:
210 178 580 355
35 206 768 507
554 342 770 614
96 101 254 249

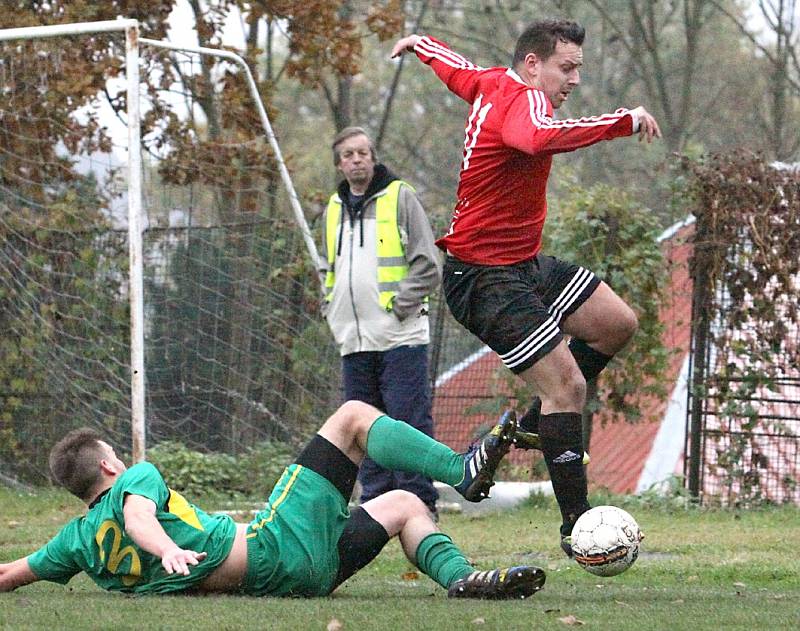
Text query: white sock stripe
548 267 594 323
499 319 560 368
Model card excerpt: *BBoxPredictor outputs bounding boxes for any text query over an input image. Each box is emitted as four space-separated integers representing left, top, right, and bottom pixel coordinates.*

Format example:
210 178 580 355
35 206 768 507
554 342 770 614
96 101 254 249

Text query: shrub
147 440 295 499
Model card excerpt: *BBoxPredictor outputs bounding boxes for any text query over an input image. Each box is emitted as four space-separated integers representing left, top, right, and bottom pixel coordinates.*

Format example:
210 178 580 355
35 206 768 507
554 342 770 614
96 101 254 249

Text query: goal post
0 19 335 482
0 19 147 462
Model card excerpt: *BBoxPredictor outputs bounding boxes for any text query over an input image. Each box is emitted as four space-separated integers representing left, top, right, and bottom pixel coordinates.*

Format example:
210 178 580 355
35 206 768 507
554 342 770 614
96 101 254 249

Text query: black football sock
569 338 613 382
518 397 542 433
539 412 590 528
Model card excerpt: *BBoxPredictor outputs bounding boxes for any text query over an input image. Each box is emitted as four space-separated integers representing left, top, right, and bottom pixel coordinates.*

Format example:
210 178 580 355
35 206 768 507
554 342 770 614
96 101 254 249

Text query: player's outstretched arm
391 34 421 58
123 494 207 576
0 557 39 592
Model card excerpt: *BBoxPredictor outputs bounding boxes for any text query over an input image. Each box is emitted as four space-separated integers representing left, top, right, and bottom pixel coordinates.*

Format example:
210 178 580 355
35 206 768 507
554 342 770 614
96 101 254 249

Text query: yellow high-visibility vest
325 180 411 311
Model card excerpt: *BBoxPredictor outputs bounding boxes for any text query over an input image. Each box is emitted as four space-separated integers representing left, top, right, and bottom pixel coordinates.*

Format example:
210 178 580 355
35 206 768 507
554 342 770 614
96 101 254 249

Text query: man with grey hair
321 127 442 516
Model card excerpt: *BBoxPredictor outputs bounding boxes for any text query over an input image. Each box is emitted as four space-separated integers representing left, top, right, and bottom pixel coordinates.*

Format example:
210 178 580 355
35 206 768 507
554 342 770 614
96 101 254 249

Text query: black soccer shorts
442 254 600 374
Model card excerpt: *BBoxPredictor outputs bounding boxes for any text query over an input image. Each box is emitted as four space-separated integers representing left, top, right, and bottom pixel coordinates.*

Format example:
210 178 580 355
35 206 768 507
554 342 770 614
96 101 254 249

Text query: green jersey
27 462 236 594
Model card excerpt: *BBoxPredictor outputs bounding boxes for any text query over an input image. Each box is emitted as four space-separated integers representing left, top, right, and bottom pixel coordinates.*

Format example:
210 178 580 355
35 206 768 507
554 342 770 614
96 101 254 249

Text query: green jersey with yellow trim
27 462 236 593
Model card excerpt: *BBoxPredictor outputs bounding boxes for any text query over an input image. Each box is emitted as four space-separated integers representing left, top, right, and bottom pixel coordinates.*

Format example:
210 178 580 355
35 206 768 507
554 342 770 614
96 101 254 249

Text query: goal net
0 22 340 483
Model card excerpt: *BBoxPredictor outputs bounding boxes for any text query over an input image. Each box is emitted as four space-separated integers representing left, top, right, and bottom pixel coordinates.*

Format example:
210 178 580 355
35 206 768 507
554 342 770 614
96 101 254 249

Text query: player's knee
386 490 428 518
619 306 638 344
563 375 587 409
337 400 377 426
543 371 586 411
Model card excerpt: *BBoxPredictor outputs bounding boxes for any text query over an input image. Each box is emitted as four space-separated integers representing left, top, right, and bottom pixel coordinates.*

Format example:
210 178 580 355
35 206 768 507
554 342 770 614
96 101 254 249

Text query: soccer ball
570 506 643 577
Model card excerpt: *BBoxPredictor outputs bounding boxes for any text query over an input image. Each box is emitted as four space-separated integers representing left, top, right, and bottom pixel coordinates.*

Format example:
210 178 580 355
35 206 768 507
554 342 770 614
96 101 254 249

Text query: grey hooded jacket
321 165 442 356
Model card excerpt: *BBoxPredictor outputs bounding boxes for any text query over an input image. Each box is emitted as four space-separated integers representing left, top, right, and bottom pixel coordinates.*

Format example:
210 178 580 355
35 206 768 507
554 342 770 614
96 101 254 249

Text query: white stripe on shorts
498 266 595 371
548 267 595 324
499 318 560 369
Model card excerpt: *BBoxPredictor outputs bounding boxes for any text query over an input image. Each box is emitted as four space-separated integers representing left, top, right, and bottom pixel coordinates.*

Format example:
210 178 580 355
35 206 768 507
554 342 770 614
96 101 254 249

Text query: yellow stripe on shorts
246 465 303 538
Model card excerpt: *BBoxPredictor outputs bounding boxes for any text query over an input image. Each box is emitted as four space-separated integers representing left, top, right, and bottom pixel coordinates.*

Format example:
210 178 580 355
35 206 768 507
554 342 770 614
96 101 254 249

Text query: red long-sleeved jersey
414 36 635 265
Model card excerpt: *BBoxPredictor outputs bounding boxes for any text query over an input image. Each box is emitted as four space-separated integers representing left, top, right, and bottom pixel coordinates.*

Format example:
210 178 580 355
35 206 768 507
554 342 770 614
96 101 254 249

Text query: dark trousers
342 344 439 511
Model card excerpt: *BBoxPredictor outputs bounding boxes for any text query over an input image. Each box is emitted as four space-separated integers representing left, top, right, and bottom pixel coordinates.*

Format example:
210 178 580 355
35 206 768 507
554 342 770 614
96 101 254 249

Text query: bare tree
711 0 800 160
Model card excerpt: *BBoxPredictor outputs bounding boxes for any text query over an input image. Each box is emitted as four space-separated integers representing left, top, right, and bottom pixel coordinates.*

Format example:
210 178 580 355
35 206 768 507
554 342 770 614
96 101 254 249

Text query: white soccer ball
570 506 643 577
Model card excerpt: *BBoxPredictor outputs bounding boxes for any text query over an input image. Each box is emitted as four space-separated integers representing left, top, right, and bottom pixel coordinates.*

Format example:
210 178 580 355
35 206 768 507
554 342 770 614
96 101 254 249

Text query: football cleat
560 535 574 558
448 566 546 600
454 411 516 502
560 508 590 558
513 428 542 451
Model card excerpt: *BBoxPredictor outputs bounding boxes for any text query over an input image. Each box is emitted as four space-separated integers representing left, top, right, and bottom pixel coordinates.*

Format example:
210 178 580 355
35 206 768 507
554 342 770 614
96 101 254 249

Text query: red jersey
414 36 635 265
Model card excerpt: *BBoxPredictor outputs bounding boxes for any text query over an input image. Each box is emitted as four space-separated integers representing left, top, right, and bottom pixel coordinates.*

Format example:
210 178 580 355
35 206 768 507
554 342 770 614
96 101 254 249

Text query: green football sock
366 415 464 486
415 532 474 589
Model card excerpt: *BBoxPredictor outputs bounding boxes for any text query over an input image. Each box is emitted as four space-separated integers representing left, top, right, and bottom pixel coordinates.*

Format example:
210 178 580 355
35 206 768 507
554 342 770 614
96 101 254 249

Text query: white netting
0 28 339 482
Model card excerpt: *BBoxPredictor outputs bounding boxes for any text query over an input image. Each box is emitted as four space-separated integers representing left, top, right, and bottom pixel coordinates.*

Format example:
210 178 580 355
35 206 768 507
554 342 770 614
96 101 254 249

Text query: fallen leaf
401 571 420 581
671 599 684 604
471 618 485 625
7 520 21 528
326 618 343 631
733 582 746 588
558 615 585 626
614 600 632 608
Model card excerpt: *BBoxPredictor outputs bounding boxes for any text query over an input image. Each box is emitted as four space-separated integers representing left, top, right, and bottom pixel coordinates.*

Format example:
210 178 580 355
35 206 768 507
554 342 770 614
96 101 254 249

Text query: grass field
1 487 798 630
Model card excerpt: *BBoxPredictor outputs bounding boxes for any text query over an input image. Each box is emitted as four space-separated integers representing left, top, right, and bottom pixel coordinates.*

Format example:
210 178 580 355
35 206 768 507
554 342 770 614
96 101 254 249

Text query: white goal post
0 19 322 465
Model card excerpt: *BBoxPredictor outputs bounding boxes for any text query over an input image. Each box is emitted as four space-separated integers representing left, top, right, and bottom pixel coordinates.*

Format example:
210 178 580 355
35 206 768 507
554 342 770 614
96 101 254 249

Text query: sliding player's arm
122 494 206 576
392 34 486 103
0 557 39 592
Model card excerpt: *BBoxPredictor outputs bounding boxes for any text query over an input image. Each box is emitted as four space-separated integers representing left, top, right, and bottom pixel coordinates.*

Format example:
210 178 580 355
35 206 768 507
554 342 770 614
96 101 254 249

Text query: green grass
1 488 799 630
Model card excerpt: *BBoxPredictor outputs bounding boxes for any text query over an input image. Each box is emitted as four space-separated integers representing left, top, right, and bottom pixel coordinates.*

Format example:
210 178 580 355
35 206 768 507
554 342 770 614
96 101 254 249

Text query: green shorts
241 463 349 597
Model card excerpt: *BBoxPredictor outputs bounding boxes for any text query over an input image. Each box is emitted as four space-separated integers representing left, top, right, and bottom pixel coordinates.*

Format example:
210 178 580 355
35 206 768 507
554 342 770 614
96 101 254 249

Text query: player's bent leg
391 494 546 599
561 281 638 356
517 346 591 556
352 491 476 593
319 401 516 503
329 502 393 592
317 400 385 465
358 411 516 503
